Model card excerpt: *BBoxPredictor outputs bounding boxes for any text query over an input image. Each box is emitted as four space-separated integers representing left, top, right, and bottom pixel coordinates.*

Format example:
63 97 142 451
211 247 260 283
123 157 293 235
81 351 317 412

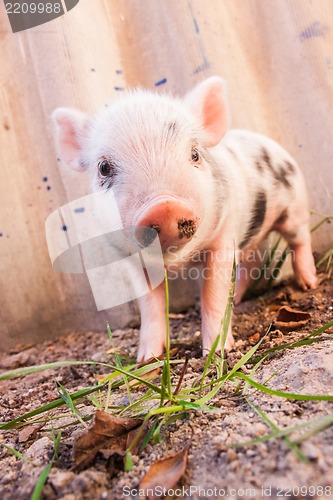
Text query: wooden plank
0 0 332 349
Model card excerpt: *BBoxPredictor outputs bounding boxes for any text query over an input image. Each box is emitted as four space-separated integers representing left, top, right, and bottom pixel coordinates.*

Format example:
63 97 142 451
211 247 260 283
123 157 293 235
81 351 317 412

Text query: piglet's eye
191 148 200 163
98 158 113 176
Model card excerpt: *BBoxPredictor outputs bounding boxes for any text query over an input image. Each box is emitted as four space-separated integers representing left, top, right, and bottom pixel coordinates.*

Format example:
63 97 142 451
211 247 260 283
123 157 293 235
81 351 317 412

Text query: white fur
52 78 317 361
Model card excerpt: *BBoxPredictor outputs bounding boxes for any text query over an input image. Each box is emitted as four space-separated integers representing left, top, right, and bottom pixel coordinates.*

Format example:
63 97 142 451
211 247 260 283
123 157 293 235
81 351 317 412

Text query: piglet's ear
52 107 89 171
185 77 229 147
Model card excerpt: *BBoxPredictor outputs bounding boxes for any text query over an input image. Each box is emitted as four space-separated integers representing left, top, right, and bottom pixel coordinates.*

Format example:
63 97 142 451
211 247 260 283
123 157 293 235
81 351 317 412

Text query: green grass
31 430 61 500
1 255 333 489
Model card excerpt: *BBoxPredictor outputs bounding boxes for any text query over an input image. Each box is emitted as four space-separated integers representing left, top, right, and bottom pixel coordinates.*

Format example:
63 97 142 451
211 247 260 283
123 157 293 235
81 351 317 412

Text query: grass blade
1 443 27 462
0 384 105 430
249 319 333 363
231 413 333 448
107 323 132 405
164 269 172 397
56 381 87 427
219 256 236 371
31 430 61 500
0 361 108 381
246 399 308 462
233 372 333 401
226 330 268 381
200 334 221 393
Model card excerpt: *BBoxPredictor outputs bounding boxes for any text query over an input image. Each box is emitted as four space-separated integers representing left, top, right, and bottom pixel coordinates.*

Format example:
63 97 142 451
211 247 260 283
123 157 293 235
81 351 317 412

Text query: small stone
254 423 268 436
24 437 53 465
90 351 105 362
0 351 36 369
229 459 240 472
49 470 76 490
1 470 17 483
301 442 322 461
226 448 238 462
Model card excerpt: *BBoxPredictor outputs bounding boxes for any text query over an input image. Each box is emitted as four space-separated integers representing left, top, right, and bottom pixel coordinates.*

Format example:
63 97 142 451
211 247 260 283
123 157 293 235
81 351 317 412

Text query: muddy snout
133 197 198 251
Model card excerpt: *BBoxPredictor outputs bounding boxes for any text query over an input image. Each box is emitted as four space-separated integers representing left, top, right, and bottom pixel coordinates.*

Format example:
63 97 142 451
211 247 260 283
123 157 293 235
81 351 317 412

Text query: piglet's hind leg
280 221 317 290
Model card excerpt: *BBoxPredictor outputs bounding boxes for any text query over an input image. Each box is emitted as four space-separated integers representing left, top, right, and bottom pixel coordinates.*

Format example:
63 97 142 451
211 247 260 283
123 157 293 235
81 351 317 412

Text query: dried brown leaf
73 410 142 472
139 444 190 499
275 306 311 331
18 424 44 443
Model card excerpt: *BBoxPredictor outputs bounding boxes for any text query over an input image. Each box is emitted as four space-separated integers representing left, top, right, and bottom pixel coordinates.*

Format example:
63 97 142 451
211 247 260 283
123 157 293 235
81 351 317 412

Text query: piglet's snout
134 197 198 251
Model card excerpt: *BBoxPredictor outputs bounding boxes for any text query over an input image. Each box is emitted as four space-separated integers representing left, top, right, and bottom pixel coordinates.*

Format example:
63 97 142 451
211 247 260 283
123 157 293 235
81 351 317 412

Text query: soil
0 273 333 500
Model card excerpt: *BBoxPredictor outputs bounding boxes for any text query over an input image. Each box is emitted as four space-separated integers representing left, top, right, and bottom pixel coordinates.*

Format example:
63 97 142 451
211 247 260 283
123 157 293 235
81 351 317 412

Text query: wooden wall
0 0 332 349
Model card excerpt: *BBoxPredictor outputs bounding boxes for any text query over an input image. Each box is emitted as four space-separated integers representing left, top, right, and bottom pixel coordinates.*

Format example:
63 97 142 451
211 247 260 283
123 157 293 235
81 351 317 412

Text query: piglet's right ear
52 108 89 171
185 77 229 147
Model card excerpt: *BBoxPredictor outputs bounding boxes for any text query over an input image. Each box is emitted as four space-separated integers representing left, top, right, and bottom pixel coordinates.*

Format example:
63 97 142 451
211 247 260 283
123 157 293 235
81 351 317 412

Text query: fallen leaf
139 444 190 498
18 424 44 443
274 306 311 331
248 333 260 345
73 410 143 472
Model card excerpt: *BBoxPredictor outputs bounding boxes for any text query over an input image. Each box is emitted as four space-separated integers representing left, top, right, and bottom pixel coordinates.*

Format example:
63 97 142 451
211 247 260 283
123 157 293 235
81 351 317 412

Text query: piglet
52 77 317 361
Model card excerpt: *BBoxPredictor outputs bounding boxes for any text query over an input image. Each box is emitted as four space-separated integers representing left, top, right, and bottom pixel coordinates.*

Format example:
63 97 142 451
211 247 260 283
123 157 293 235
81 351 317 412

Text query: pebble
0 351 36 369
301 442 322 461
254 423 268 436
23 436 53 464
90 351 106 362
226 448 238 462
49 470 76 490
1 470 17 483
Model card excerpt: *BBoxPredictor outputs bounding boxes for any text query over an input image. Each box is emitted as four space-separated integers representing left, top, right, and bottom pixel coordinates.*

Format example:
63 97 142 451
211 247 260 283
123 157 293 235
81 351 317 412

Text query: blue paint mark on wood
74 207 85 213
155 78 167 86
193 58 210 74
300 21 327 41
193 17 199 33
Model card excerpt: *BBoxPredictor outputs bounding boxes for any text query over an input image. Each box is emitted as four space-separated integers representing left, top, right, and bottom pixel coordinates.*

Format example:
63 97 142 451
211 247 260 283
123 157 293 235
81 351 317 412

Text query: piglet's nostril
134 226 159 247
150 224 161 234
178 218 196 239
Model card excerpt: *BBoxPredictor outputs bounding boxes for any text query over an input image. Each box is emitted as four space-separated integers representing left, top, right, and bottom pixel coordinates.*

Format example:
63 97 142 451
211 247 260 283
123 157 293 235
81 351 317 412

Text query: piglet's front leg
137 281 167 362
200 245 235 355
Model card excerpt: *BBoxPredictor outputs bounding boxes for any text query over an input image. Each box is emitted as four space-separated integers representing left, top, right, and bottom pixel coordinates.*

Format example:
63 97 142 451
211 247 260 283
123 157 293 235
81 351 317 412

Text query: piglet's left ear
185 77 230 147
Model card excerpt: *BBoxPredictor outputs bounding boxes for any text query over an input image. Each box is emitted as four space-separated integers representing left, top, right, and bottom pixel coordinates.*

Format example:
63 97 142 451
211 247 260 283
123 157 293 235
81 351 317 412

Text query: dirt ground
0 272 333 500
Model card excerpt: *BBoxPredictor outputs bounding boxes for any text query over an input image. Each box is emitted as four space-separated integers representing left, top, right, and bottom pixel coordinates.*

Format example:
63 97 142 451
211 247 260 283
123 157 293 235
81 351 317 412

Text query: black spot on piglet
260 148 294 189
239 192 267 249
274 209 288 227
